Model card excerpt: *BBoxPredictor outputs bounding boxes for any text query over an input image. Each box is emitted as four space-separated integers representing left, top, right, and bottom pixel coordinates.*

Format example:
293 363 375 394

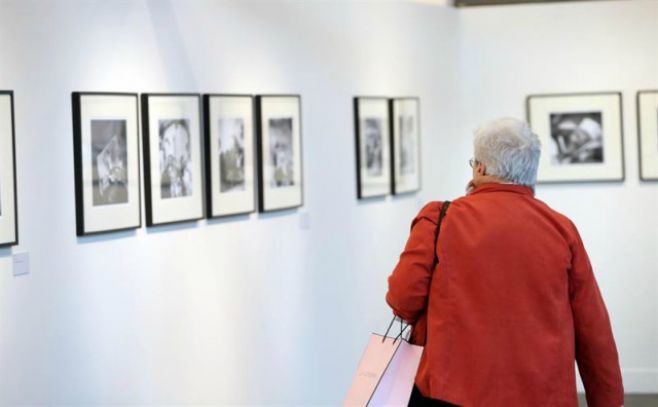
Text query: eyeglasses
470 158 488 175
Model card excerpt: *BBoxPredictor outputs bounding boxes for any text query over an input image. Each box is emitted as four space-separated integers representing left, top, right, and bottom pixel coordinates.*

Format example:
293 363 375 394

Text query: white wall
0 0 656 405
459 0 658 393
0 0 461 405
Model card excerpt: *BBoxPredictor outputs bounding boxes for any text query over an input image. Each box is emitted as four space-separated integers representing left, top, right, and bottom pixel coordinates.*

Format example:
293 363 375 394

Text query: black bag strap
420 200 451 344
434 201 451 265
385 201 451 345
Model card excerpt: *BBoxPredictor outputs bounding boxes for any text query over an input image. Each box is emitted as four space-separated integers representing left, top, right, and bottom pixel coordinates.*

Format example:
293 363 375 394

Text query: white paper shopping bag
369 339 423 405
344 333 423 406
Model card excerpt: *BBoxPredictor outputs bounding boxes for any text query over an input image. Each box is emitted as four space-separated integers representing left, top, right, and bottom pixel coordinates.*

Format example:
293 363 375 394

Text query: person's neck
466 175 509 194
472 175 509 187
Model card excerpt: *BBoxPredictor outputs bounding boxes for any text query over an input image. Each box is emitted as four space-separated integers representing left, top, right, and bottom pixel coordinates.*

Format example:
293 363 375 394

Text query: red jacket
386 183 623 407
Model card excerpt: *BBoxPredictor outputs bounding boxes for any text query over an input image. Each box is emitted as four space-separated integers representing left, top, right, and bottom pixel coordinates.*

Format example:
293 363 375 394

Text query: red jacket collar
470 182 534 197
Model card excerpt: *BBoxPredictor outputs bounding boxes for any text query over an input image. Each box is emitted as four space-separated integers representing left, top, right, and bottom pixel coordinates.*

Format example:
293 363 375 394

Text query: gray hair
474 118 541 188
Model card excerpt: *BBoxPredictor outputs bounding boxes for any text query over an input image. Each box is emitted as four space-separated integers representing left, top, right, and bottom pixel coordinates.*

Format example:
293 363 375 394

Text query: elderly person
386 118 623 407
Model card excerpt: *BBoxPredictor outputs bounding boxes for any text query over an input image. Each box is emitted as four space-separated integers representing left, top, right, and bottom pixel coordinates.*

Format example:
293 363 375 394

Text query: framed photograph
142 94 204 226
0 91 18 246
72 92 140 236
637 90 658 181
390 97 421 195
255 95 303 212
526 92 624 183
203 94 256 217
354 97 391 198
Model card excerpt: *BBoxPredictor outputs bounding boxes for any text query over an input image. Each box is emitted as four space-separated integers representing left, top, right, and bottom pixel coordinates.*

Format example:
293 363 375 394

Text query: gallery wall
459 0 658 393
0 0 655 405
0 0 461 405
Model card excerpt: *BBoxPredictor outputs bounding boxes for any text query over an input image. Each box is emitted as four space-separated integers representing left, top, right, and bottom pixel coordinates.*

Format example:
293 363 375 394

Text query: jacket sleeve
568 223 624 407
386 202 441 323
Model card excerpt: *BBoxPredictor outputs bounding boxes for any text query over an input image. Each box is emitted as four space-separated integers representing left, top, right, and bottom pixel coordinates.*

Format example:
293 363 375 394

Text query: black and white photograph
269 117 295 187
203 94 256 218
256 95 303 212
91 119 128 206
159 119 193 199
549 112 603 165
72 92 141 236
364 118 384 176
0 91 18 246
354 97 391 198
527 92 624 183
142 94 204 226
218 118 245 192
637 90 658 181
390 97 421 195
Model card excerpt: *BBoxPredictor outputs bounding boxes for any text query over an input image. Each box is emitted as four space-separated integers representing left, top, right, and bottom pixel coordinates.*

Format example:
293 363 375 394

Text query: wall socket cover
13 252 30 276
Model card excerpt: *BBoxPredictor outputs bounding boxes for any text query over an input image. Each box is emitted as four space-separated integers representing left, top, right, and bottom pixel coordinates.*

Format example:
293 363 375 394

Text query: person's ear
477 162 486 176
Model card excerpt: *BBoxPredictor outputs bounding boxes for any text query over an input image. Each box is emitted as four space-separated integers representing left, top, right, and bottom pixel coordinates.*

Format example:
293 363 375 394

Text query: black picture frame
203 94 257 218
0 90 18 247
354 96 391 199
255 94 304 213
72 92 141 236
637 90 658 181
389 97 422 195
141 93 205 226
526 91 625 184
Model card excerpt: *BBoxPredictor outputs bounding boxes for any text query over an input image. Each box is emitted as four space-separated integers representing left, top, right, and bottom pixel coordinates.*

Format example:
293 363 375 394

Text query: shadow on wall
146 0 198 89
76 229 137 245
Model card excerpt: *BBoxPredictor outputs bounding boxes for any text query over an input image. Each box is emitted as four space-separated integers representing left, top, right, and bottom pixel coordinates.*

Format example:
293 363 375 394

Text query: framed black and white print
0 91 18 246
72 92 140 236
354 97 391 198
142 94 204 226
637 90 658 181
526 92 624 183
203 94 256 217
390 97 421 195
255 95 304 213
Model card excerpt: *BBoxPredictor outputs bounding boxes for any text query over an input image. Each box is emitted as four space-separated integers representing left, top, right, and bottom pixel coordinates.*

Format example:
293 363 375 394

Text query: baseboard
576 368 658 393
621 368 658 393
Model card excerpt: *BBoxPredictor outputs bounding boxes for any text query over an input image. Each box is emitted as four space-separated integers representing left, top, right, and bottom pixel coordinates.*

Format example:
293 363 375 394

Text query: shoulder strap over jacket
433 201 451 265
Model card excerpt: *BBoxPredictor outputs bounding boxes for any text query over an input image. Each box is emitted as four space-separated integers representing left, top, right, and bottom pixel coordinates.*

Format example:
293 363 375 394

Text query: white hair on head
474 118 541 188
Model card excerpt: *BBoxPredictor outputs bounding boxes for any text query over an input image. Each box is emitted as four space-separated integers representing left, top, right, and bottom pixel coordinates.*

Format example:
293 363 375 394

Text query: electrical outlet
12 252 29 276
